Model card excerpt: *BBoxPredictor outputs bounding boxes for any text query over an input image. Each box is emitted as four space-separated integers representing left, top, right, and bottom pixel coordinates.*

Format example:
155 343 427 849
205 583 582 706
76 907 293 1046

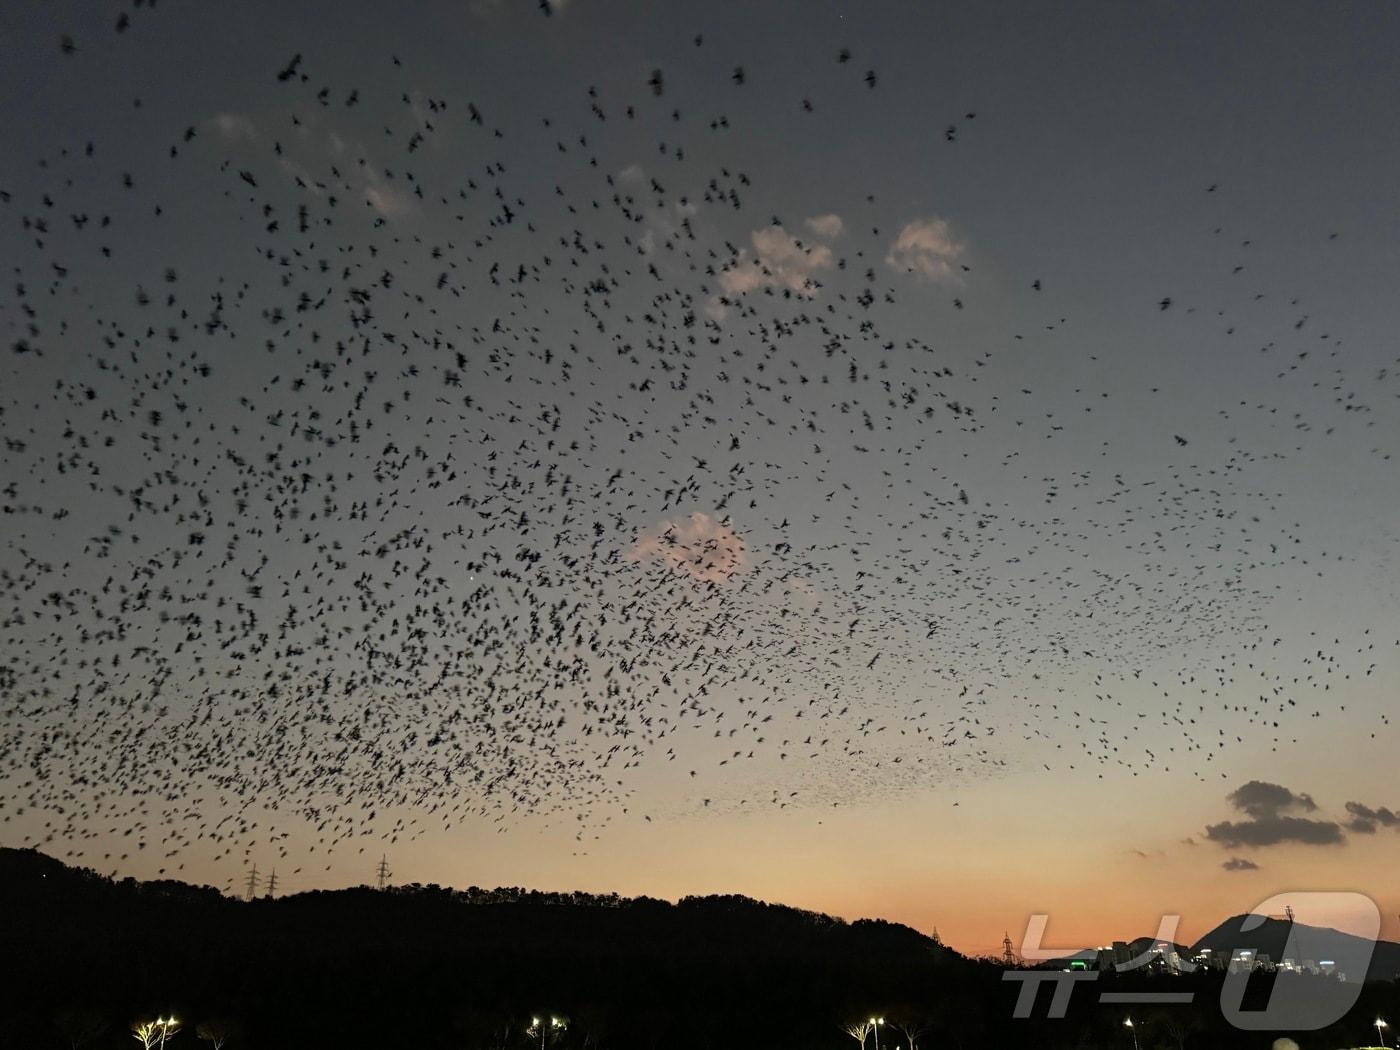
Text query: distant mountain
1040 936 1192 969
1191 913 1400 982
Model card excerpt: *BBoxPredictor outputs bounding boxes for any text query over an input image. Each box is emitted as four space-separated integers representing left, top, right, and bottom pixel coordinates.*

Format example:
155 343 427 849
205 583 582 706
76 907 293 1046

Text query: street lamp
528 1015 563 1050
156 1017 179 1050
1124 1017 1139 1050
870 1017 884 1050
1376 1018 1389 1047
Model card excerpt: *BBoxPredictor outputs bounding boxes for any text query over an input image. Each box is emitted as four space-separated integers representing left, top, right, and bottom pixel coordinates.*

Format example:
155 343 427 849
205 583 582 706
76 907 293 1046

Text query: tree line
2 848 1395 1049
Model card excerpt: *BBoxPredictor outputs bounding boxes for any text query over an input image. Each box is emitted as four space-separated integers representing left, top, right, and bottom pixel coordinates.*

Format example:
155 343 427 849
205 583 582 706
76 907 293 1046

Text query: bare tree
843 1020 874 1050
132 1017 180 1050
893 1018 932 1050
132 1021 160 1050
195 1018 237 1050
1147 1007 1201 1050
54 1007 109 1050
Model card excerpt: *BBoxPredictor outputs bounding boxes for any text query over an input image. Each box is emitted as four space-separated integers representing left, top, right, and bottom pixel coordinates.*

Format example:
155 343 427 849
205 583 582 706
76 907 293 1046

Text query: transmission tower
376 854 392 890
1284 904 1295 922
1002 931 1018 967
265 869 278 899
244 864 259 901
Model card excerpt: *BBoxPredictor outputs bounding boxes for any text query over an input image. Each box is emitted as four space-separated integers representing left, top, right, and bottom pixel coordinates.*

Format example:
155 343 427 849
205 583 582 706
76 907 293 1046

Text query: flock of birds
1 10 1397 889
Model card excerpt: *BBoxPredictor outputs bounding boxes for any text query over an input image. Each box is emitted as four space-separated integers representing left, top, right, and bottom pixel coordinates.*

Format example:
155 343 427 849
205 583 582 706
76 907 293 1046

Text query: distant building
1191 948 1227 971
1228 948 1257 973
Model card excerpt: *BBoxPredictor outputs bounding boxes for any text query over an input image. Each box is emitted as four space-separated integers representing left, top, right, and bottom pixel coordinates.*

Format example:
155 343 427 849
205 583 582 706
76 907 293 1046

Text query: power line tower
265 869 278 899
1284 904 1295 923
1002 931 1018 967
244 865 259 901
375 854 391 890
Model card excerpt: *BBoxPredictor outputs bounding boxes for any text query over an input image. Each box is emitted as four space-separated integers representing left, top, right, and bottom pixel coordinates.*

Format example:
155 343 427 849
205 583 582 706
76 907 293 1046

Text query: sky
1 0 1399 956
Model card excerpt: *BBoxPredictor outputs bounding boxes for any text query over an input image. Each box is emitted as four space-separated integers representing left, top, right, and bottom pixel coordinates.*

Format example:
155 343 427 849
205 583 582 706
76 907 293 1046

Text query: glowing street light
1124 1016 1139 1050
869 1017 884 1050
133 1017 180 1050
527 1015 564 1050
1376 1018 1389 1047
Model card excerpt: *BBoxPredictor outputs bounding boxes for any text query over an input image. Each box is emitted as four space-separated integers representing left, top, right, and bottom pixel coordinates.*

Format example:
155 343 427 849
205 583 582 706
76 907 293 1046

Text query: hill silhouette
1191 913 1400 983
0 848 967 1049
3 848 1397 1050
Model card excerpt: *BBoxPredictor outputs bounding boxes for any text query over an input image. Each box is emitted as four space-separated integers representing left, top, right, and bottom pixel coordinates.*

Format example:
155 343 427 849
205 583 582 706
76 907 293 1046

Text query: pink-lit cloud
804 213 845 239
626 512 747 582
718 225 834 298
885 217 966 284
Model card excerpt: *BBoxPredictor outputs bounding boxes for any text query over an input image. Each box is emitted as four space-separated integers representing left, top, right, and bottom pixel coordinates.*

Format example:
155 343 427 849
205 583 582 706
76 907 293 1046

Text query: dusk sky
3 0 1399 957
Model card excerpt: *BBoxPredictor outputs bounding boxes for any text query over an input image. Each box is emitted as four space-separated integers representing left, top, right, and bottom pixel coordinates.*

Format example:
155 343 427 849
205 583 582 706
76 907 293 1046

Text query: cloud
211 113 258 142
804 213 845 239
1204 817 1343 848
718 225 834 298
885 217 965 284
626 512 747 583
364 184 411 217
1221 857 1260 871
1344 801 1399 834
207 109 410 218
1227 781 1318 819
1202 781 1343 849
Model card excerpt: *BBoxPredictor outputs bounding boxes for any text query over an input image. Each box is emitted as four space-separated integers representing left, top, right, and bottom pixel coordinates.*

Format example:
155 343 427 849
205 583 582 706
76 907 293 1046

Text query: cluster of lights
527 1016 565 1050
126 1009 1387 1050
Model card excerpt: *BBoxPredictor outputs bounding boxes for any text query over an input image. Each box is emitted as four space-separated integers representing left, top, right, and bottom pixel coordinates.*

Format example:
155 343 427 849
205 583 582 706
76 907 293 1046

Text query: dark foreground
2 848 1395 1049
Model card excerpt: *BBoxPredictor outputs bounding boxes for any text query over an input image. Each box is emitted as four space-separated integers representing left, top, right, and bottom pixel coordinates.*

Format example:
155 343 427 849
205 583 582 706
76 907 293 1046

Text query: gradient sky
2 0 1399 956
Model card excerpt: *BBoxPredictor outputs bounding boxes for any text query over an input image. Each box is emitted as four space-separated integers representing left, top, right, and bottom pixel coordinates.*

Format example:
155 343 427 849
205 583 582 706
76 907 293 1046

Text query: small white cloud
211 113 258 142
364 184 411 217
703 297 730 323
719 225 834 298
804 213 844 239
886 217 965 284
